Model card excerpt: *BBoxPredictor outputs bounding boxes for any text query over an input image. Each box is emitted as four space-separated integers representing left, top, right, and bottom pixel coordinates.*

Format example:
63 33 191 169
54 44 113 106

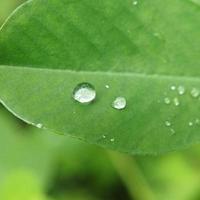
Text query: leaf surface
0 0 200 154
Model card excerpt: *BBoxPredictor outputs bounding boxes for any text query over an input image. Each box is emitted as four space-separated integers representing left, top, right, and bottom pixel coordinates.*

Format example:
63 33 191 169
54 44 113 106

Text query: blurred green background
1 1 200 200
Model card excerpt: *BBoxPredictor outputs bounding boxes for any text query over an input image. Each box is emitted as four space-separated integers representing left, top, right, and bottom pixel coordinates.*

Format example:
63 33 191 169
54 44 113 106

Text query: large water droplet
73 83 96 104
191 88 200 98
178 86 185 95
112 97 127 110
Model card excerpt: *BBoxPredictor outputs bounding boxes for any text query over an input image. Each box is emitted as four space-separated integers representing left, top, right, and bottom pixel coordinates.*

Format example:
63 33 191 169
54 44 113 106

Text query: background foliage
1 1 200 200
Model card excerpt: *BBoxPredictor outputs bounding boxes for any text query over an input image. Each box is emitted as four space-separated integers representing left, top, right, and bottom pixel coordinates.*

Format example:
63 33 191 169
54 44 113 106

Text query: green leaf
0 0 200 154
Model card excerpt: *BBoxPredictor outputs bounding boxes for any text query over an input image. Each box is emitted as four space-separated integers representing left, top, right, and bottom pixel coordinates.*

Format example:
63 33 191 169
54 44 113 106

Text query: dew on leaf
191 88 200 98
105 85 110 89
110 138 115 142
173 98 180 106
178 86 185 95
102 135 106 139
112 97 127 110
132 0 138 5
164 97 171 105
195 118 200 125
36 123 43 129
73 83 96 104
165 121 171 127
170 128 176 135
189 122 193 127
171 85 176 91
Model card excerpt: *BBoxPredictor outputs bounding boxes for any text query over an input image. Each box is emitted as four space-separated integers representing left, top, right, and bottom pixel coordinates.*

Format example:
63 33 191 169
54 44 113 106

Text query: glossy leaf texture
0 0 200 154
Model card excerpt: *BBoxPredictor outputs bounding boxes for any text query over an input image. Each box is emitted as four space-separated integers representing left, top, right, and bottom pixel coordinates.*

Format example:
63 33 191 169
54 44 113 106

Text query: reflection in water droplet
110 138 115 142
112 97 127 110
173 98 180 106
178 86 185 95
165 121 171 127
171 86 176 91
105 85 110 89
73 83 96 104
191 88 200 98
164 97 171 105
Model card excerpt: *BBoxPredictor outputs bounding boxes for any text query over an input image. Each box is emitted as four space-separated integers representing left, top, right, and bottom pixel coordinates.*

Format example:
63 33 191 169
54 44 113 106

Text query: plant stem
108 151 155 200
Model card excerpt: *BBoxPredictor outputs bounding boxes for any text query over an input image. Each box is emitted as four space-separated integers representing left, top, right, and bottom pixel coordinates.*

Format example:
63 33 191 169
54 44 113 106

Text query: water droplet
191 88 200 98
164 97 171 105
112 97 127 110
173 98 180 106
102 135 106 139
188 122 193 126
178 86 185 95
195 118 200 125
171 85 176 91
165 121 171 127
36 123 43 128
170 128 175 135
105 85 110 89
110 138 115 142
73 83 96 104
133 0 138 5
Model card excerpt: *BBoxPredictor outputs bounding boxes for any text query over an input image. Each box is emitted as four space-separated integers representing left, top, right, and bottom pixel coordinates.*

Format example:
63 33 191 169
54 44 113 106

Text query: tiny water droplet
191 88 200 98
164 97 171 105
173 97 180 106
188 122 193 126
133 0 138 5
105 85 110 89
171 85 176 91
73 83 96 104
110 138 115 142
102 135 106 139
178 86 185 95
112 97 127 110
195 118 200 125
165 121 171 127
36 123 43 128
170 128 175 135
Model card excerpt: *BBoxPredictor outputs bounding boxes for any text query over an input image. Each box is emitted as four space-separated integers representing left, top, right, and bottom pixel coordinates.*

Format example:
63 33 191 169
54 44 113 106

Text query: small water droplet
102 135 106 139
110 138 115 142
36 123 43 128
189 122 193 127
195 118 200 125
133 0 138 5
171 85 176 91
173 98 180 106
112 97 127 110
170 128 175 135
165 121 171 127
105 85 110 89
191 88 200 98
73 83 96 104
164 97 171 105
178 86 185 95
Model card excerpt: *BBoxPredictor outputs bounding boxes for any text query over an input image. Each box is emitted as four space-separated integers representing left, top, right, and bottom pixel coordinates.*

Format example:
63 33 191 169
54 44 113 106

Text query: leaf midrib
1 65 200 82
